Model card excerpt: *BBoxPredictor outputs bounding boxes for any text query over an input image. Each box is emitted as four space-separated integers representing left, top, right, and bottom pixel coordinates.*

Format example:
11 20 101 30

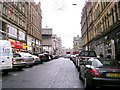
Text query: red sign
8 39 16 47
15 41 23 49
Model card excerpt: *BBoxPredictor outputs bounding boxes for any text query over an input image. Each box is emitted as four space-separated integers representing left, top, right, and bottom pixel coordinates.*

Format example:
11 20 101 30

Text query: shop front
8 39 27 53
95 25 120 59
114 31 120 60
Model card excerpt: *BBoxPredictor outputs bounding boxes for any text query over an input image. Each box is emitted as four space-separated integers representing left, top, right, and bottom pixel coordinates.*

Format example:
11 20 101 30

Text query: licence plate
16 60 21 62
106 73 120 78
27 60 32 62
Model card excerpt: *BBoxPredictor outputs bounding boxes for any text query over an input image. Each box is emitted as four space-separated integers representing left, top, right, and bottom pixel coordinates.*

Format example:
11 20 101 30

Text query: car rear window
79 51 97 57
13 54 21 57
99 59 120 67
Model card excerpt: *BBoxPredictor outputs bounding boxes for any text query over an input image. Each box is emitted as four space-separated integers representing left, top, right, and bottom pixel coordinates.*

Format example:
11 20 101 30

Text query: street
2 58 84 89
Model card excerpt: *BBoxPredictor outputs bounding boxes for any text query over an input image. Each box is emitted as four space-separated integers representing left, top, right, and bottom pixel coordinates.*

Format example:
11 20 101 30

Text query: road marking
48 62 63 88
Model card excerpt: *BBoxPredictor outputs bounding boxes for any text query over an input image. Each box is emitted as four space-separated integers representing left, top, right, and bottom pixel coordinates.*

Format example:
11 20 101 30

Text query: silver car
17 52 34 67
12 53 26 70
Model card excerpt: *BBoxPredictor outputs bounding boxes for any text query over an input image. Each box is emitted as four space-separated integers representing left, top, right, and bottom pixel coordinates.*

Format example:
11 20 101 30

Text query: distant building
73 35 82 54
42 28 52 53
52 34 62 56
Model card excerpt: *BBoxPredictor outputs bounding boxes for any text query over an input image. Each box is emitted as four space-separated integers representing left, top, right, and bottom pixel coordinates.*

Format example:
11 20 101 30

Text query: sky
35 0 85 49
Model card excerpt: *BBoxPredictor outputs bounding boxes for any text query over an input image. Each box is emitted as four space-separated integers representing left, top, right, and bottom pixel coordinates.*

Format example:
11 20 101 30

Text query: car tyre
18 67 22 71
2 71 9 75
84 78 95 90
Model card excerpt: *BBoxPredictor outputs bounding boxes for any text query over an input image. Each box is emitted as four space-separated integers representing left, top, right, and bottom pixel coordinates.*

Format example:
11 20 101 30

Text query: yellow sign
22 43 26 49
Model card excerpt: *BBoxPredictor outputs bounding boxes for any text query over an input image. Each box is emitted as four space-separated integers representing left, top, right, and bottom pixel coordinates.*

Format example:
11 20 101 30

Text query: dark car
79 58 120 89
32 52 45 63
76 50 97 71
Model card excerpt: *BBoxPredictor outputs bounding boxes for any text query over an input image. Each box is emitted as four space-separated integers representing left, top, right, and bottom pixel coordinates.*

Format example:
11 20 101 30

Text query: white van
0 40 13 74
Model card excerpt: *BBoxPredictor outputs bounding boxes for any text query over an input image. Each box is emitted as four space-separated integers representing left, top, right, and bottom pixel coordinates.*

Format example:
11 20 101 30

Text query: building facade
42 28 52 53
26 2 42 52
0 1 42 53
73 35 82 54
81 0 120 59
0 2 27 52
52 34 62 56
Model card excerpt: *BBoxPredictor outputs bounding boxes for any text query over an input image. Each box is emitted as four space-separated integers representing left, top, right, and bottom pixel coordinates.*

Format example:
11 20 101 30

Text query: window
18 30 25 41
112 8 114 24
8 25 17 38
0 2 2 14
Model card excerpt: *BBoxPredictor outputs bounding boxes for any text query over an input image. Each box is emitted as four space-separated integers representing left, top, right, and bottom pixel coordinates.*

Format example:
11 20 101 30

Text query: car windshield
79 51 97 57
13 54 21 58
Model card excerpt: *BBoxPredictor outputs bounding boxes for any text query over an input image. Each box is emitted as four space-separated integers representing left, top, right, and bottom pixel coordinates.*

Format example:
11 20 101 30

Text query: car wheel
84 78 95 89
2 71 9 75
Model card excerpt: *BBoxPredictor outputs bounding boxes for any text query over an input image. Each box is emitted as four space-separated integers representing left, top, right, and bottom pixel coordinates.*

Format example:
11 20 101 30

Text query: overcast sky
35 0 85 49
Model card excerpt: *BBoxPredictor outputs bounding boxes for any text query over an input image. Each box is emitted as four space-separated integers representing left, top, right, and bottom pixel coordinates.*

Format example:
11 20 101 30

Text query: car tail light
22 58 25 62
90 69 100 77
80 58 83 62
12 58 14 64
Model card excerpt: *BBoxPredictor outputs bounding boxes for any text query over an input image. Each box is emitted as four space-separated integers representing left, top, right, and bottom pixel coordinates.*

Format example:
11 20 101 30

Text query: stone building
73 35 82 54
26 2 42 52
81 1 120 59
52 34 62 56
0 2 27 52
0 1 42 53
42 28 52 53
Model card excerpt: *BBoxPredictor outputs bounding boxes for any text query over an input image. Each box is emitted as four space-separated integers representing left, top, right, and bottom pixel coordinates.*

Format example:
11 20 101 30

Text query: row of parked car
12 52 46 70
0 40 59 75
2 50 58 75
70 50 120 89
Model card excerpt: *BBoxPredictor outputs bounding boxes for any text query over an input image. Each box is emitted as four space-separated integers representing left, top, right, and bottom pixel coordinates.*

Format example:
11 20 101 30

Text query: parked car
43 53 51 62
0 40 13 74
17 52 34 67
79 58 120 89
31 54 41 64
32 52 45 63
76 50 97 71
12 53 26 70
38 54 46 63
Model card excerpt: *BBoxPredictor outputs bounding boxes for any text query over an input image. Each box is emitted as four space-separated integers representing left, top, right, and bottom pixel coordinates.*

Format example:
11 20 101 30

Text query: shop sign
8 38 16 47
15 41 23 49
22 43 26 49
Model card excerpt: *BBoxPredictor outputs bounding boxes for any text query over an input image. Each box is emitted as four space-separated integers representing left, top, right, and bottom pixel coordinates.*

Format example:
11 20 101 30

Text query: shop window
104 40 112 59
18 30 25 41
8 25 17 38
115 37 120 60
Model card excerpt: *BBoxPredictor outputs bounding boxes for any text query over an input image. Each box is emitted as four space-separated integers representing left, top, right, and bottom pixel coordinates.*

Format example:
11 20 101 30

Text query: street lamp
72 3 89 50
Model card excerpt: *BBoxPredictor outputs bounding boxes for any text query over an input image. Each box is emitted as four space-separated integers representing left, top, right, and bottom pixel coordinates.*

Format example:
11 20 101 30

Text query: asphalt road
2 58 84 89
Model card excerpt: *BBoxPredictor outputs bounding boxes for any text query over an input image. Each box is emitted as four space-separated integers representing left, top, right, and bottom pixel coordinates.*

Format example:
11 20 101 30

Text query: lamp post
72 2 89 50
